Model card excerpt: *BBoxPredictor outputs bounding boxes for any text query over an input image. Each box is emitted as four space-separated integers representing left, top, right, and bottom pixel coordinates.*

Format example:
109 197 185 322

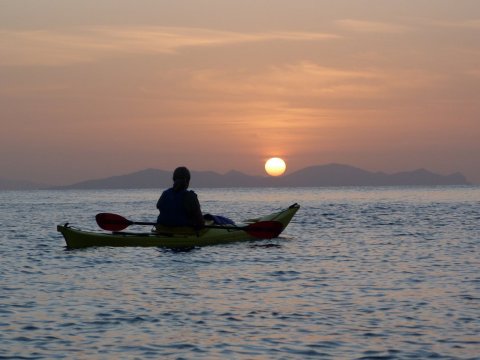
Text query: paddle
95 213 284 239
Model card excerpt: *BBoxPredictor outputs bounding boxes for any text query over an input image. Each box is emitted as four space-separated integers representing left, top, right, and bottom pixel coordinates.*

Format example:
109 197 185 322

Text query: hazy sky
1 0 479 185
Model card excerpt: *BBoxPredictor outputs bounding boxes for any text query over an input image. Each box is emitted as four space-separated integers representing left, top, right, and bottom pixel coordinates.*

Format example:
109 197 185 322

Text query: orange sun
265 157 287 176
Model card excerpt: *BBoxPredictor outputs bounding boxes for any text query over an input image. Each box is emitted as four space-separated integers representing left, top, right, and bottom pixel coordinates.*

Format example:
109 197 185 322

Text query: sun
265 157 287 176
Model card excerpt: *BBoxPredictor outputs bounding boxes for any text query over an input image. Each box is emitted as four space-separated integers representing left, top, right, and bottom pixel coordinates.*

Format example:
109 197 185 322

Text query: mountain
50 168 173 189
273 163 386 186
271 164 469 187
0 178 50 190
49 163 470 189
50 168 269 189
386 168 468 186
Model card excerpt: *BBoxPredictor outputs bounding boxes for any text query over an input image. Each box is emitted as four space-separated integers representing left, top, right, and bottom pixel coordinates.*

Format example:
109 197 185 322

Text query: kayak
57 203 300 249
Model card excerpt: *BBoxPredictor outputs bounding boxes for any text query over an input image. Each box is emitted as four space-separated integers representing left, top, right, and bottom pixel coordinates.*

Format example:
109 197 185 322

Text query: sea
0 187 479 359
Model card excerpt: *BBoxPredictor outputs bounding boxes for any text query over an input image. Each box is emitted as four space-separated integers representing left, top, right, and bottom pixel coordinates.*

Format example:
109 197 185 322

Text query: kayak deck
57 203 300 249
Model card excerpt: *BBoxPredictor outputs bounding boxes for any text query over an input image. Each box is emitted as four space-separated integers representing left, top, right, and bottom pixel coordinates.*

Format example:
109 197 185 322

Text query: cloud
0 83 68 96
0 26 339 66
187 61 440 103
421 18 480 29
468 68 480 78
164 60 446 145
336 19 411 33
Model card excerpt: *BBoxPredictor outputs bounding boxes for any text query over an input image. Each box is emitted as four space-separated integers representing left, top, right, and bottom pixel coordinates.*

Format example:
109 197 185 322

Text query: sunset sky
1 0 479 185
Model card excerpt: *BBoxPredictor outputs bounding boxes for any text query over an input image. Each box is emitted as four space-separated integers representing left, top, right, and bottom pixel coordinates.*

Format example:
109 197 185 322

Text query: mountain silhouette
0 178 49 190
1 164 470 190
44 163 469 189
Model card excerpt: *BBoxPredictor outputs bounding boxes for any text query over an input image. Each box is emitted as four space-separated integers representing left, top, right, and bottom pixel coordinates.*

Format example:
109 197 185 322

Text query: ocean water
0 187 479 359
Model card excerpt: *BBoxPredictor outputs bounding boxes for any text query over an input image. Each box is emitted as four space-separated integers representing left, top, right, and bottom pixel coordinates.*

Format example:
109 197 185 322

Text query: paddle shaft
95 213 283 238
125 219 272 231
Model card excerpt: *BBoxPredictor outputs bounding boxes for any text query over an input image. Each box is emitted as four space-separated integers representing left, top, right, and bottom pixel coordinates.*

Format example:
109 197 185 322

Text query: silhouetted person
156 166 204 229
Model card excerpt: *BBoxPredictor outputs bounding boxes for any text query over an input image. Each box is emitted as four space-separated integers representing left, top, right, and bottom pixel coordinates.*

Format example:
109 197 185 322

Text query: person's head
172 166 191 191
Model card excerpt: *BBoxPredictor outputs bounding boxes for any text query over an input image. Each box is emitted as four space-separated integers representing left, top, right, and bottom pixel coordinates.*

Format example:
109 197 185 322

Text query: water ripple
0 187 479 359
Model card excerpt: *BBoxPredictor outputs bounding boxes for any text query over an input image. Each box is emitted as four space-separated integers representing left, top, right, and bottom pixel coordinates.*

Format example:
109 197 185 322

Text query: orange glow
0 2 479 185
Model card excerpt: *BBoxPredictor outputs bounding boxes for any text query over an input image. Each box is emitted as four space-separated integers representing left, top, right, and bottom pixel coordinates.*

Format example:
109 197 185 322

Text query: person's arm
185 191 205 228
156 192 164 210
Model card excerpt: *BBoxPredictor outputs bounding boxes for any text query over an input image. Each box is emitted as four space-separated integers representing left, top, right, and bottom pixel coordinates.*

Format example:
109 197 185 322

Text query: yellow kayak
57 203 300 249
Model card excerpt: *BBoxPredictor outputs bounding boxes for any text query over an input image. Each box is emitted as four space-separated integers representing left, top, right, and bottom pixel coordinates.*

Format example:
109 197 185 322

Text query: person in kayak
156 166 205 229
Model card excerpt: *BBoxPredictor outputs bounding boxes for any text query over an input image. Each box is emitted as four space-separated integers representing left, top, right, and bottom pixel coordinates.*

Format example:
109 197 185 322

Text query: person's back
156 167 204 228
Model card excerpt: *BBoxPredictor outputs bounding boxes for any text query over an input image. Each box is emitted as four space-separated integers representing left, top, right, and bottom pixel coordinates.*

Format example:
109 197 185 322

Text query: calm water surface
1 187 479 359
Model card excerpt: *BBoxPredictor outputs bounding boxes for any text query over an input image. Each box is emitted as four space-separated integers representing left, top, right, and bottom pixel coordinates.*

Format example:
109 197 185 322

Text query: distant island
0 178 50 191
1 163 469 190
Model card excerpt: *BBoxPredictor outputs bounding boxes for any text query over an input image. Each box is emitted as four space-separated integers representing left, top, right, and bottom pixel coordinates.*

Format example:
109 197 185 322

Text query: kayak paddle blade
96 213 132 231
245 221 284 239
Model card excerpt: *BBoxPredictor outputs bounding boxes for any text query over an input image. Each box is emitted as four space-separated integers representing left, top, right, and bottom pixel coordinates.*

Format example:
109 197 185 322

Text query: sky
1 0 479 185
